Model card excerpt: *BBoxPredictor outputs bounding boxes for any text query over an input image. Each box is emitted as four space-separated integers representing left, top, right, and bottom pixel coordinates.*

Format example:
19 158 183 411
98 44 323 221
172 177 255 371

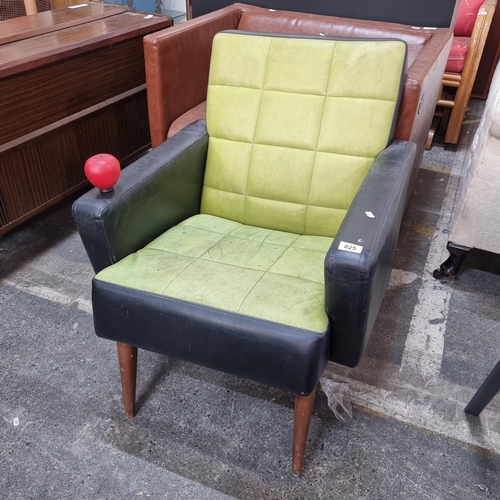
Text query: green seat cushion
201 32 406 237
95 214 332 333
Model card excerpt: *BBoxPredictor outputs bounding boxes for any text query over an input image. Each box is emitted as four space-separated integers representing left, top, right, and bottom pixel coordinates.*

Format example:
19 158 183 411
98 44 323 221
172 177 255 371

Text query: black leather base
92 279 329 396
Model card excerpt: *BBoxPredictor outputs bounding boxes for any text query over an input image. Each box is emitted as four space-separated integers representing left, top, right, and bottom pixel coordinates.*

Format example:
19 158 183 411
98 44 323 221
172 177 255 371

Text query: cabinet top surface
0 2 127 45
0 7 172 78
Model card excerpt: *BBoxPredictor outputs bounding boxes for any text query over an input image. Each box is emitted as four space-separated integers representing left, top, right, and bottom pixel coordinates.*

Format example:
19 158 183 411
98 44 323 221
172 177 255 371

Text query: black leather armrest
72 120 209 273
325 140 416 367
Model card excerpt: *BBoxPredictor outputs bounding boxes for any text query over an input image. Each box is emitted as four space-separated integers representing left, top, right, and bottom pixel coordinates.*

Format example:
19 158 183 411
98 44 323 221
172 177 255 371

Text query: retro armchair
73 32 416 475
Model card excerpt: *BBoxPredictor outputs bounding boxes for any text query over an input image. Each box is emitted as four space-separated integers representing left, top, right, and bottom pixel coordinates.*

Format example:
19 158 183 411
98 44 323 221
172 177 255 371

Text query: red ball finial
84 154 121 193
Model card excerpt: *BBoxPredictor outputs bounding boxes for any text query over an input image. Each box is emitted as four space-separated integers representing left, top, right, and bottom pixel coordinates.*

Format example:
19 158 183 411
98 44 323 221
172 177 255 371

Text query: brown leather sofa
144 3 453 198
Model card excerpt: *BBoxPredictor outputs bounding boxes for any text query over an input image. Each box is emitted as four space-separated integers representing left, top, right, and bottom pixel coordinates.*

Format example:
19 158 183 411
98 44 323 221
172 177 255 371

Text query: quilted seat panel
95 214 332 333
201 32 406 237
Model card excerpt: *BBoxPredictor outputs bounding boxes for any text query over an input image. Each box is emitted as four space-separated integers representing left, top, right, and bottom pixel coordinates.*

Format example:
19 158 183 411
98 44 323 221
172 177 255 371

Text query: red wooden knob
84 154 120 192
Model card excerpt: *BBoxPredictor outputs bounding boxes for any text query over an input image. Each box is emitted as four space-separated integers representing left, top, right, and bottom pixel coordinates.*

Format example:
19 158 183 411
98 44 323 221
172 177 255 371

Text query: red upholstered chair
429 0 497 145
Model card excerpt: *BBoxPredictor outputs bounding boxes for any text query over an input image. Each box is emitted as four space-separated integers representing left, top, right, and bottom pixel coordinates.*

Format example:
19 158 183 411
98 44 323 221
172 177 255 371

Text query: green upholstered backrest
201 32 406 237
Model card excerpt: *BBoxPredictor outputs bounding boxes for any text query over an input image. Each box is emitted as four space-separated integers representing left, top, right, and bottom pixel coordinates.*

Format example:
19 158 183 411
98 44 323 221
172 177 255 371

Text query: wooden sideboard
0 2 172 235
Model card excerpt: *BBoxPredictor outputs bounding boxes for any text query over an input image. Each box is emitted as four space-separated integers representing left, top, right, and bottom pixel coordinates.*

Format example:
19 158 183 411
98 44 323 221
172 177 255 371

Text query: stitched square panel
264 37 334 95
254 90 325 150
247 144 315 205
309 152 374 210
327 40 408 100
318 97 399 157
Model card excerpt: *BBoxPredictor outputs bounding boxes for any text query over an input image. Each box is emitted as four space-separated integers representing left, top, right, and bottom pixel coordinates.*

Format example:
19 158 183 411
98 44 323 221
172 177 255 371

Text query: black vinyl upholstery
92 279 329 395
326 141 415 366
73 120 209 274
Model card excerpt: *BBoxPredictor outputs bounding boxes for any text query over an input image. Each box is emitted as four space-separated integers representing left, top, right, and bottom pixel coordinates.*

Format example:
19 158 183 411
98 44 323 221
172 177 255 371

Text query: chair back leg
117 342 138 418
292 388 317 476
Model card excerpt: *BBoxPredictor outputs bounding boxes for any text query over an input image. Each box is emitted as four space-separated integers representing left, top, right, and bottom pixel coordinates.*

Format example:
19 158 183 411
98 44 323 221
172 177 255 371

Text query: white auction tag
338 241 363 254
68 4 88 9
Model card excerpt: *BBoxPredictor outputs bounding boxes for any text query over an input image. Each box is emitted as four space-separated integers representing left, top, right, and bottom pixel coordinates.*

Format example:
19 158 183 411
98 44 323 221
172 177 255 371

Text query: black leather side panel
325 140 416 367
92 279 329 395
72 120 209 273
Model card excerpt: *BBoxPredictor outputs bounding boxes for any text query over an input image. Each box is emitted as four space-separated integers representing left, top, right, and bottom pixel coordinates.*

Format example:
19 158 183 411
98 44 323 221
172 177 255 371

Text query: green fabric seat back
201 32 407 237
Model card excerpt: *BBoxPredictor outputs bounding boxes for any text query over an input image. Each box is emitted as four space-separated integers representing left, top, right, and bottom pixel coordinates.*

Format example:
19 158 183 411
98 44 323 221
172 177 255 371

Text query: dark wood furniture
0 3 172 235
0 2 124 45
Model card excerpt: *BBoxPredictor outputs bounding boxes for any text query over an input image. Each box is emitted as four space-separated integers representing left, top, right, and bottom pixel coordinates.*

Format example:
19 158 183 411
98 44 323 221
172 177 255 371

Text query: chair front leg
116 342 138 418
292 388 317 476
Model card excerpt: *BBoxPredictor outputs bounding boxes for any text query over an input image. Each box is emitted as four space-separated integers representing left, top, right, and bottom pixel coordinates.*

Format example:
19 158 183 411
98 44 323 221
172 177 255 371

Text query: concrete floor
1 99 500 499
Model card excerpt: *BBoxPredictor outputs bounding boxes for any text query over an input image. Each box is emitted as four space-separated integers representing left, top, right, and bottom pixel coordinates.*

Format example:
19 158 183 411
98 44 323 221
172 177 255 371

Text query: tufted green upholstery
96 214 331 332
201 32 407 237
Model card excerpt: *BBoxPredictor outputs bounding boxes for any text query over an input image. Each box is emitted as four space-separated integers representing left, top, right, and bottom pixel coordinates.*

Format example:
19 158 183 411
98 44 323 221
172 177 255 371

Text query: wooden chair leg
23 0 38 15
426 127 436 150
292 387 317 476
116 342 137 418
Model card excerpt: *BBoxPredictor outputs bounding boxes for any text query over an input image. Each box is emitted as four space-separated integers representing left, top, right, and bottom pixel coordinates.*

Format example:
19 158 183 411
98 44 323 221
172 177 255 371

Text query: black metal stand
465 359 500 416
433 242 471 279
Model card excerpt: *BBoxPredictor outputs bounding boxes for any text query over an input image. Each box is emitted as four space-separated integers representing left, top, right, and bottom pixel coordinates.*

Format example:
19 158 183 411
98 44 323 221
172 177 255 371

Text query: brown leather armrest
144 4 242 148
396 29 453 143
395 29 453 197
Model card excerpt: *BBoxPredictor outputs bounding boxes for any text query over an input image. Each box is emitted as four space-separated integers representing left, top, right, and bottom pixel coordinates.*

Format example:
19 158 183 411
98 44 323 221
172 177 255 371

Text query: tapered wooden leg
292 388 317 476
116 342 137 418
426 127 436 150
